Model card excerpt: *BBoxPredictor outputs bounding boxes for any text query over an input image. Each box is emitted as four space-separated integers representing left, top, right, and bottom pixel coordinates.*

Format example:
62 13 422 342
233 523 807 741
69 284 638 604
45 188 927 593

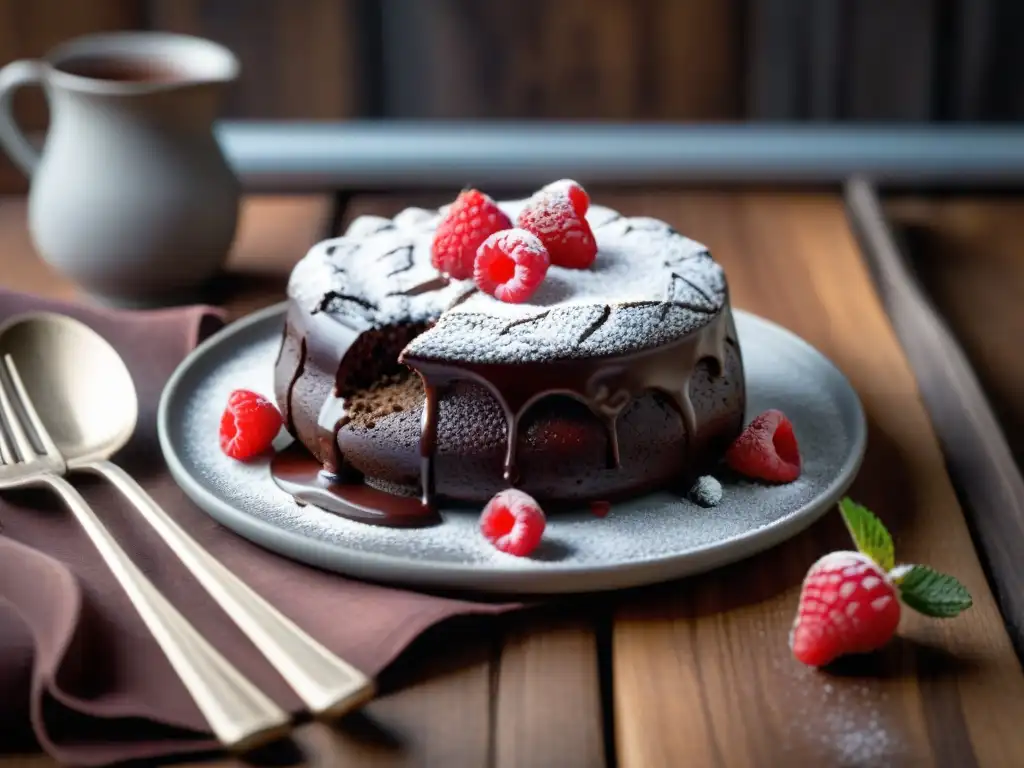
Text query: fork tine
3 356 61 461
0 405 13 465
0 355 38 462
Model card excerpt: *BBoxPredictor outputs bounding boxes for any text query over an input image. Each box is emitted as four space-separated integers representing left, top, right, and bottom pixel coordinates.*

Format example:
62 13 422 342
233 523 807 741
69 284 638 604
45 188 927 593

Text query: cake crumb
689 475 723 507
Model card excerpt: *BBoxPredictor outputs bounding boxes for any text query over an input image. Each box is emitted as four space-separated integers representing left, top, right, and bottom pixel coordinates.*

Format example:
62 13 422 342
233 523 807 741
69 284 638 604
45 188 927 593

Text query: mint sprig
839 497 895 571
892 565 973 618
837 498 972 619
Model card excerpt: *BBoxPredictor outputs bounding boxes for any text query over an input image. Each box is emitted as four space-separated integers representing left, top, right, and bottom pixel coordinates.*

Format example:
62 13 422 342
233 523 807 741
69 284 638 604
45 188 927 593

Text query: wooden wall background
0 0 743 192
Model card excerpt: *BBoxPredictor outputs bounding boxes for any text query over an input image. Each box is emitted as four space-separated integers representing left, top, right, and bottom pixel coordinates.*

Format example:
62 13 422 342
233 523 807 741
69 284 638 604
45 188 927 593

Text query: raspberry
220 389 282 460
790 552 901 667
789 498 972 667
725 409 801 483
479 489 546 557
474 228 550 303
542 179 590 216
517 191 597 269
431 189 512 279
590 500 611 518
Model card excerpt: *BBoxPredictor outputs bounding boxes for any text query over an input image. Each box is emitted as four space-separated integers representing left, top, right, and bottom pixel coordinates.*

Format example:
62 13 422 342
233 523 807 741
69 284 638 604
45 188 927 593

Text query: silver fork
0 355 291 752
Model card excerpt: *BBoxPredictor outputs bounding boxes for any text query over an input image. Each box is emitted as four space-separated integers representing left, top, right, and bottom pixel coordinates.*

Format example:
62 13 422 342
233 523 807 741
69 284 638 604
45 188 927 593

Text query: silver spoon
0 312 375 719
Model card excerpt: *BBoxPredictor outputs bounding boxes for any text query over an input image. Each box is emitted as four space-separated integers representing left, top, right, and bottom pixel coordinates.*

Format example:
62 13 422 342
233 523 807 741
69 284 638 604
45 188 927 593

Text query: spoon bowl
0 312 137 465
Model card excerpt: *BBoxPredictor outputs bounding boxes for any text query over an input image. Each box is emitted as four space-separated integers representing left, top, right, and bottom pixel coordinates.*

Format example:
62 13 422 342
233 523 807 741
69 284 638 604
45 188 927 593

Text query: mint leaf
839 498 895 571
895 565 972 618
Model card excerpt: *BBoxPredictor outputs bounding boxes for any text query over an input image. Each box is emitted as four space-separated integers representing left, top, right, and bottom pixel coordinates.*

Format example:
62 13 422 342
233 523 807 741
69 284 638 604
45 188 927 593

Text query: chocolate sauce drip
271 443 441 527
284 335 306 435
418 379 441 511
403 305 734 504
284 305 368 474
274 322 288 367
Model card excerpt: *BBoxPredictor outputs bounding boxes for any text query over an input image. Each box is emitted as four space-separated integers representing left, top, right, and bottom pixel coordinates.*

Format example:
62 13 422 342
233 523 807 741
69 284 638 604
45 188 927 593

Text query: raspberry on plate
480 489 546 557
542 179 590 216
725 409 801 483
431 188 513 279
474 228 550 303
790 498 972 667
220 389 282 460
517 190 597 270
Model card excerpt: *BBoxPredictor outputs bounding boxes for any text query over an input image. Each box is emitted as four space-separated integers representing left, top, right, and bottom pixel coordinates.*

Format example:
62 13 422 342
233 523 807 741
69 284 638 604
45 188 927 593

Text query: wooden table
2 189 1023 767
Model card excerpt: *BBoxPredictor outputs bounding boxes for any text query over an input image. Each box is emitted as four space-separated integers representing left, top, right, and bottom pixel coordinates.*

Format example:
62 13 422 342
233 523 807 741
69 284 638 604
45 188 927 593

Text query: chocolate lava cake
274 200 745 508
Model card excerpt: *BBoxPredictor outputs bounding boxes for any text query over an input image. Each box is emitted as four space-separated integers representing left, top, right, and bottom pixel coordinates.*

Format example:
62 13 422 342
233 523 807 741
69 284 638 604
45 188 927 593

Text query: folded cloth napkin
0 289 518 766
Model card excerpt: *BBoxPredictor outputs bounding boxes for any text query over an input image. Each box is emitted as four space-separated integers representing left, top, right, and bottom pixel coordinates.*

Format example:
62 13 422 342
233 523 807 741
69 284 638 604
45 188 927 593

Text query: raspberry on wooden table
725 409 801 483
431 188 513 279
517 190 598 269
479 489 546 557
220 389 282 460
474 228 550 303
790 498 972 667
542 179 590 216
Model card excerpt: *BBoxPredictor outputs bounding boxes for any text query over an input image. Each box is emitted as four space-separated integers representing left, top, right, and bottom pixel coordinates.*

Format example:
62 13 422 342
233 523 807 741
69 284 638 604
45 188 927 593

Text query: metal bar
218 121 1024 191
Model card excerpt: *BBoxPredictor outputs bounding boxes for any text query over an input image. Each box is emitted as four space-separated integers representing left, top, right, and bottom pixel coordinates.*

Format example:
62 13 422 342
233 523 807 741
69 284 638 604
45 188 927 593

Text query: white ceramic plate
158 303 866 594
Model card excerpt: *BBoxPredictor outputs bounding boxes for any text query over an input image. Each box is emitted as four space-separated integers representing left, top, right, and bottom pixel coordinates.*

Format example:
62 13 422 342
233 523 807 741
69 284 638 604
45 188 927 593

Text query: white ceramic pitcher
0 32 241 306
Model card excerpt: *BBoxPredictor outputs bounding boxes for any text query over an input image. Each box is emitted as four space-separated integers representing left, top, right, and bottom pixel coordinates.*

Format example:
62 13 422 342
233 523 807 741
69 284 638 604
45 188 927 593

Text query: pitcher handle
0 60 45 177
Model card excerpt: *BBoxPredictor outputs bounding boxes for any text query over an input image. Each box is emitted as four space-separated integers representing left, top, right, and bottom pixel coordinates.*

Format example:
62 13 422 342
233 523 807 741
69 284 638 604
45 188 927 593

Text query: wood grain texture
855 185 1024 657
745 0 937 120
379 0 741 119
147 0 361 118
494 615 606 768
608 191 1024 767
886 195 1024 471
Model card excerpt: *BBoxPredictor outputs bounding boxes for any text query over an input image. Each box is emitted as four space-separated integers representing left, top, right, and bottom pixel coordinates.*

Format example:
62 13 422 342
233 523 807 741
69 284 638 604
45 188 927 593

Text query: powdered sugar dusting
408 202 726 362
169 307 864 592
778 664 904 764
287 210 470 327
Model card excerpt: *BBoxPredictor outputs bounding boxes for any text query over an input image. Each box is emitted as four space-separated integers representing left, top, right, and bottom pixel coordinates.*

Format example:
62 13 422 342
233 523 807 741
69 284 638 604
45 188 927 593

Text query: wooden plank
379 0 741 120
843 0 936 120
290 621 496 768
147 0 361 118
885 195 1024 470
866 189 1024 654
610 192 1024 766
494 614 606 768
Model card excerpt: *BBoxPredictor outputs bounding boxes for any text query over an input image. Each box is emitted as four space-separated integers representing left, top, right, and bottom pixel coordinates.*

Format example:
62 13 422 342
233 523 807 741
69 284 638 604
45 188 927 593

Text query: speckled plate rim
157 302 866 594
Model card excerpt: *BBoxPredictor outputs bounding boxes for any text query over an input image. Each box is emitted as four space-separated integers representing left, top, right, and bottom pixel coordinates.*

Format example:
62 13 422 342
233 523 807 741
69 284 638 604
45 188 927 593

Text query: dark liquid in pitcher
58 55 186 84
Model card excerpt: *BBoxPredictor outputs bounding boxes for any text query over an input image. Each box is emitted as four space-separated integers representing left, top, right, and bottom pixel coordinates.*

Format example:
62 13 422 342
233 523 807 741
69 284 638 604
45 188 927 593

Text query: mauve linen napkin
0 289 518 766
